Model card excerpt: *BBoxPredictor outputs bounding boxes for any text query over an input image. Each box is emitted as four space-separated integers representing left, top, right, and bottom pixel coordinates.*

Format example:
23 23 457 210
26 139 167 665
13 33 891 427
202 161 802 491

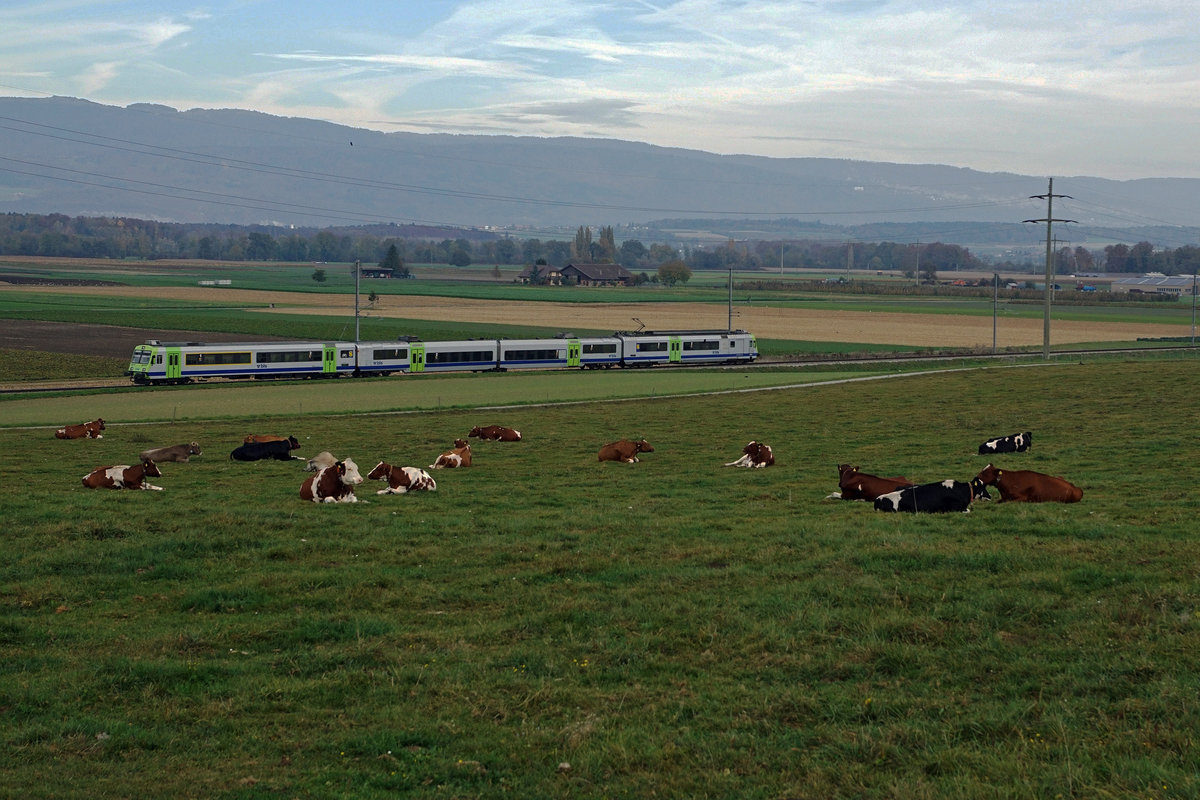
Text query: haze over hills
1 96 1198 250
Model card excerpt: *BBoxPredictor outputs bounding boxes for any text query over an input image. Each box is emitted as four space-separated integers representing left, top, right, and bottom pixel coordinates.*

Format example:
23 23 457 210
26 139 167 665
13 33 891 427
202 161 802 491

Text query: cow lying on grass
367 462 437 494
873 480 973 513
82 459 163 491
56 418 105 439
300 458 363 503
430 440 472 469
139 441 202 463
972 464 1083 503
598 439 654 463
830 464 915 500
724 440 774 468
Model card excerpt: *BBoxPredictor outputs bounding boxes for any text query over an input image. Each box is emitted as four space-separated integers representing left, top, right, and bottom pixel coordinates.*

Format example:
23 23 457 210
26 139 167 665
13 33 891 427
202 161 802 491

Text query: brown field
2 283 1192 348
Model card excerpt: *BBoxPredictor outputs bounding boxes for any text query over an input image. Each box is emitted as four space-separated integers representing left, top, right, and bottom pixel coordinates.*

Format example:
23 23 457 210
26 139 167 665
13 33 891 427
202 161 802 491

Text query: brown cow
139 441 202 463
82 459 163 490
834 464 915 500
972 463 1083 503
243 434 299 446
468 425 522 441
300 458 364 503
725 440 775 468
430 439 472 469
56 418 105 440
598 439 654 463
366 462 437 494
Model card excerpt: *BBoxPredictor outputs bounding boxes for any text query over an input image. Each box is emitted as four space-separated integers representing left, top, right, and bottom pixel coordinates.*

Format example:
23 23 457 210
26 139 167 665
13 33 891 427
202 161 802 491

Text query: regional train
126 329 758 384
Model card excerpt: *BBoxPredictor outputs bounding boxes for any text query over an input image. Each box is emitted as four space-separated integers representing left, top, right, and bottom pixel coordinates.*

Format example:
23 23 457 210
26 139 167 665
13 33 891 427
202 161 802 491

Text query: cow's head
974 463 1001 486
467 426 483 438
339 458 364 485
636 439 654 453
286 436 301 450
453 439 469 449
94 418 106 430
970 477 992 501
140 458 162 478
189 441 203 455
367 461 390 481
838 464 859 480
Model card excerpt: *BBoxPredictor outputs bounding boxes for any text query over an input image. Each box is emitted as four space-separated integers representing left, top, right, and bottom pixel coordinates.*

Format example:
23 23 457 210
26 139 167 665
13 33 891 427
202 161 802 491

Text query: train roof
611 329 751 337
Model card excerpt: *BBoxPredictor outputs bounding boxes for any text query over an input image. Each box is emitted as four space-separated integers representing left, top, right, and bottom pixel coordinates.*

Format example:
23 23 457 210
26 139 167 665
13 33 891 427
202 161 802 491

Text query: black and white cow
873 479 974 513
230 436 301 461
977 431 1031 455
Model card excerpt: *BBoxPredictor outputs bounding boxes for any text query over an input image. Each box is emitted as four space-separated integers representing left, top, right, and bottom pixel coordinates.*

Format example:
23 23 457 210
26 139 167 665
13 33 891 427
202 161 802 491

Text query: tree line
3 213 1198 276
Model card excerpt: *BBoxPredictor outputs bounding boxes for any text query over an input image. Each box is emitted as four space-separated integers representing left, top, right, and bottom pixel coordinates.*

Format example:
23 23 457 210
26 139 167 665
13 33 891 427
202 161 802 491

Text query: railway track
3 345 1195 395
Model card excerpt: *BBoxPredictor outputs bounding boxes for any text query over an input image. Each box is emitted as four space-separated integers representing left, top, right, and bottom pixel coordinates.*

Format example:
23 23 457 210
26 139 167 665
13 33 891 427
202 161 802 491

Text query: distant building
1111 273 1197 296
516 264 564 285
560 262 634 287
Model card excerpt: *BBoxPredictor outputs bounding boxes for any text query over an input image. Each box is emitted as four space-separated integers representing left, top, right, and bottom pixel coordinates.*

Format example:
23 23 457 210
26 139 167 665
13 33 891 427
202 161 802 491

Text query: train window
504 349 558 361
427 350 491 364
636 342 667 352
257 350 323 363
682 340 719 351
186 351 251 365
583 343 617 354
372 348 408 360
340 349 353 359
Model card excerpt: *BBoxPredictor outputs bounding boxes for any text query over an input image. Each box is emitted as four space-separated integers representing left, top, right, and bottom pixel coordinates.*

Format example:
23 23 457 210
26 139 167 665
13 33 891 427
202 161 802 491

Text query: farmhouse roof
561 263 634 281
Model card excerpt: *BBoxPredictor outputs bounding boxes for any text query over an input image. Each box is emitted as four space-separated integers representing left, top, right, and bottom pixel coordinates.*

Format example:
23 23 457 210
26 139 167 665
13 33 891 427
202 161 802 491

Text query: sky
1 0 1198 180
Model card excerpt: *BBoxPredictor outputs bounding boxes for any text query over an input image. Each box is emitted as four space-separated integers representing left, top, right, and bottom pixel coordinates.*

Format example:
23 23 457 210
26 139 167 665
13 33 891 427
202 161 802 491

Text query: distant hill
2 96 1199 249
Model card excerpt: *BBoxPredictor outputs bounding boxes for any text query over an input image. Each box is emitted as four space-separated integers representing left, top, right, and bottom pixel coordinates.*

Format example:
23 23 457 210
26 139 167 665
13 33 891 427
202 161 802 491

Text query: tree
596 226 616 262
657 259 692 286
619 239 647 266
572 226 592 260
449 247 471 267
311 268 327 283
380 243 403 274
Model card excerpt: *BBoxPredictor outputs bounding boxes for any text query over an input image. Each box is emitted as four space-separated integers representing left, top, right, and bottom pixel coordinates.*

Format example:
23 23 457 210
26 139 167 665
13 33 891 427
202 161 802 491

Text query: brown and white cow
299 458 364 503
56 418 105 440
244 433 299 446
82 459 163 490
305 451 338 472
725 440 775 468
139 441 202 463
972 463 1083 503
598 439 654 463
833 464 916 501
366 462 437 494
468 425 522 442
430 439 472 469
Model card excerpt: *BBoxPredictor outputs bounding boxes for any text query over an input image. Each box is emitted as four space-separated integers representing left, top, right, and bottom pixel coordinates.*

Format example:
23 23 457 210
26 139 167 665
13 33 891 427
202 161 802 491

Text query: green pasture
1 368 886 427
2 358 1199 799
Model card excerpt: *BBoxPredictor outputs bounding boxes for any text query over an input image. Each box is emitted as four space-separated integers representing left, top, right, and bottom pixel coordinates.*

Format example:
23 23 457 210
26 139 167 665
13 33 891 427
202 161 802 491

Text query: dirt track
2 284 1192 350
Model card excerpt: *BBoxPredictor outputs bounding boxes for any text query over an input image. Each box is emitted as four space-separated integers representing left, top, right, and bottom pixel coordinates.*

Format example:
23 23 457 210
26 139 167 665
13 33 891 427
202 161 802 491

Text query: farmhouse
1111 273 1198 296
560 262 634 287
358 266 395 279
516 264 565 285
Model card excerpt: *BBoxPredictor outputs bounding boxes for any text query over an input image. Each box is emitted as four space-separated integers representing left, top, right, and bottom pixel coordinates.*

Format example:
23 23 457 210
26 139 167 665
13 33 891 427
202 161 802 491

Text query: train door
322 345 337 374
567 340 581 367
668 336 683 363
165 347 182 380
410 344 426 373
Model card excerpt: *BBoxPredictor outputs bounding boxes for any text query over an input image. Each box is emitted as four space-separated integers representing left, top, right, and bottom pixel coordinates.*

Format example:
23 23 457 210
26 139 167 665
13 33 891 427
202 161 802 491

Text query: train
126 329 759 384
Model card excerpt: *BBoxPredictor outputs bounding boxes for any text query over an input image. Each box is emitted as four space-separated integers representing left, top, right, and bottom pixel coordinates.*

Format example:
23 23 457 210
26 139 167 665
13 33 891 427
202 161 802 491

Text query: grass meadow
2 357 1199 799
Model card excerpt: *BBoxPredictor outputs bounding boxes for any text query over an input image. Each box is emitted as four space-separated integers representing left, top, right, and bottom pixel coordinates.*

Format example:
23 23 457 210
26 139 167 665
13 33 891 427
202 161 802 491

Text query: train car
614 330 758 367
126 329 758 384
127 340 356 384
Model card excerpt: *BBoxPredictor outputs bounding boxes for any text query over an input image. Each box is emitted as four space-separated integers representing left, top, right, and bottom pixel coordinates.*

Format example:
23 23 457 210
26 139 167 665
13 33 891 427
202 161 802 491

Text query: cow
300 458 364 503
305 451 338 472
82 459 163 491
139 441 202 463
430 440 472 469
55 418 105 440
366 462 437 494
468 425 522 442
972 463 1083 503
230 436 301 461
724 440 774 468
874 479 973 513
978 431 1032 455
833 464 916 501
598 439 654 463
243 434 299 445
